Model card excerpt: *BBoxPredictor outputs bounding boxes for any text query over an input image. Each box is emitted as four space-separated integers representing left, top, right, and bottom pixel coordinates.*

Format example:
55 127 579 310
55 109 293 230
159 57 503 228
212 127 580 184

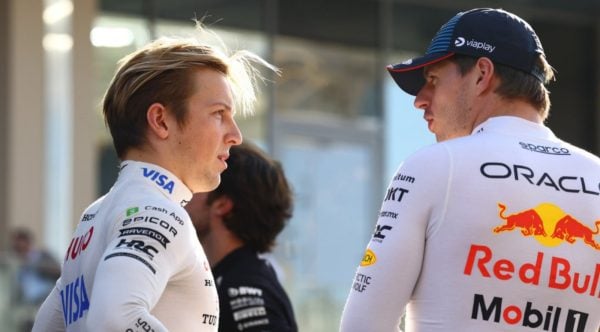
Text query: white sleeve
85 209 191 331
32 283 66 332
340 145 451 331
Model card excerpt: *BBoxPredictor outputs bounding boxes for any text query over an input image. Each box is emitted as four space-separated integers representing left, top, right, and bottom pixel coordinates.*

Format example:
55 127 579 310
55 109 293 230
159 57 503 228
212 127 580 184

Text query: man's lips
217 153 229 168
424 115 433 131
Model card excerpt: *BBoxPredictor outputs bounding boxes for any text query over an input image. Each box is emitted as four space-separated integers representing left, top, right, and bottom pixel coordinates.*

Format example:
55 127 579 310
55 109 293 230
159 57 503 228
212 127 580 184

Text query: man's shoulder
97 182 190 240
216 250 272 280
399 141 453 172
216 252 284 289
563 142 600 164
405 131 515 162
108 181 187 216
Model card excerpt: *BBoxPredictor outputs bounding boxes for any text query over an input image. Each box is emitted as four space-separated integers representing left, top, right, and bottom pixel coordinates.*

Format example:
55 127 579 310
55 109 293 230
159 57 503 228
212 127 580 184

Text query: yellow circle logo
360 249 377 267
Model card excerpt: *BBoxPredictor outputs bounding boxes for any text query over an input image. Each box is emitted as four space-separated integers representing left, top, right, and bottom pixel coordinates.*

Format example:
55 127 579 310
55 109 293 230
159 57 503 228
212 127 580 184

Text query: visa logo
60 275 90 326
142 167 175 194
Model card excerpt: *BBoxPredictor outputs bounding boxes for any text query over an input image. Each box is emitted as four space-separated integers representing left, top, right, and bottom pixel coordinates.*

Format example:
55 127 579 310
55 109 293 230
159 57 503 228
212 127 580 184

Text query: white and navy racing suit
33 161 219 331
340 116 600 331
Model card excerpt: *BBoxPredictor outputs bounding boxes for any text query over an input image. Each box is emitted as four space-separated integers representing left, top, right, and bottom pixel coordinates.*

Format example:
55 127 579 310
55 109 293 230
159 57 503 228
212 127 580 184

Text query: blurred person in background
185 141 298 332
341 8 600 331
11 228 61 304
33 24 277 331
10 227 61 331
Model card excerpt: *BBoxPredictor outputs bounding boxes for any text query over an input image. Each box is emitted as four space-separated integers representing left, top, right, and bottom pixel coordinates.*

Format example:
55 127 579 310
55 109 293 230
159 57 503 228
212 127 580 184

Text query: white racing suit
33 161 219 331
341 116 600 331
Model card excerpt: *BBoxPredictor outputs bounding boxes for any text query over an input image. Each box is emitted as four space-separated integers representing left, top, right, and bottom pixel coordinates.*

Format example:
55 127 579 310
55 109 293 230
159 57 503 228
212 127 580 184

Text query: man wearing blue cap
341 8 600 331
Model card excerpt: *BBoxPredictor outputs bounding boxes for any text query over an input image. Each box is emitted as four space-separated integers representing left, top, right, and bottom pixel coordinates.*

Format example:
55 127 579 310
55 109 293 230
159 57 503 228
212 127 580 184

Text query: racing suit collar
471 116 557 140
118 160 193 206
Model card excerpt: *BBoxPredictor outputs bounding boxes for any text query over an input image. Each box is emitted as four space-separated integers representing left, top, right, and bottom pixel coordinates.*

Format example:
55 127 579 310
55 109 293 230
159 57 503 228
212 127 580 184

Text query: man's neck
472 96 543 131
200 230 244 267
122 147 172 170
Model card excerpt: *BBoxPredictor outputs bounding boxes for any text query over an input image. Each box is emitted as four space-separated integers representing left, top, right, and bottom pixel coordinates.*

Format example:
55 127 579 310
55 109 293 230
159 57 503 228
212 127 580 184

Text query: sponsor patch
233 307 267 322
471 293 589 330
360 249 377 267
60 275 90 326
126 207 139 217
105 252 156 274
519 142 570 155
118 227 170 249
373 224 392 242
353 273 372 293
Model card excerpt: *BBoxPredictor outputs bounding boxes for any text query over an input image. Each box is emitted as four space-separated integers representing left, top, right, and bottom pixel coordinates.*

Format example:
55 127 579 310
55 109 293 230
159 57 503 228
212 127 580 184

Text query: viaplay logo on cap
454 36 496 53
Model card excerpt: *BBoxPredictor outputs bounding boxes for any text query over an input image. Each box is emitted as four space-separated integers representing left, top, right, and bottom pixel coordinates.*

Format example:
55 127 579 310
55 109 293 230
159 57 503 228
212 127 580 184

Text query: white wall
5 0 97 258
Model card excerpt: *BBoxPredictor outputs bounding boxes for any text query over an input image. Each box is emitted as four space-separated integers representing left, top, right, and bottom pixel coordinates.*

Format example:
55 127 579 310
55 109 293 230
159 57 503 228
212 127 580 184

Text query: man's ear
212 196 234 217
474 57 495 94
146 102 170 140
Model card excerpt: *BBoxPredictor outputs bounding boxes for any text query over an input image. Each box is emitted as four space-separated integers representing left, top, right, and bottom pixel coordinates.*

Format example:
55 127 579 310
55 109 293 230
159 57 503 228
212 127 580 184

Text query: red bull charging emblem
493 203 600 250
463 202 599 330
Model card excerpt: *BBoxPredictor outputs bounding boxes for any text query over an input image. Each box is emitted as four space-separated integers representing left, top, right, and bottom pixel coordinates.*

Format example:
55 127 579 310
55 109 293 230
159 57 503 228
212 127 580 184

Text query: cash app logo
126 207 139 217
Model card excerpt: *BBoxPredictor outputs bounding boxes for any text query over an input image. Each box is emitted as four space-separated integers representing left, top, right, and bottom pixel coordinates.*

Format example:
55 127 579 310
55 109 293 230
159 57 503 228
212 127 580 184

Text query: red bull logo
493 203 600 250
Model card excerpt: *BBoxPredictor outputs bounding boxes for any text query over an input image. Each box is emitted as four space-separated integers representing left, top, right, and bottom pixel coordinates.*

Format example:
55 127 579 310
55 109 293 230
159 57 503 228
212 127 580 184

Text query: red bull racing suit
33 161 219 331
340 116 600 331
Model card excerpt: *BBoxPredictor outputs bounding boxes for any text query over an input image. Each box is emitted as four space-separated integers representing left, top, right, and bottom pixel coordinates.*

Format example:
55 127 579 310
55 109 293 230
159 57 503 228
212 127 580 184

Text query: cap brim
387 52 455 96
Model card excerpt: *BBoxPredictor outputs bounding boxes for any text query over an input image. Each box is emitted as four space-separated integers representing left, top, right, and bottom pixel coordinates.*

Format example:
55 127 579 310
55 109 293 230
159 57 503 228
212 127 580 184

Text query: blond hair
103 24 277 158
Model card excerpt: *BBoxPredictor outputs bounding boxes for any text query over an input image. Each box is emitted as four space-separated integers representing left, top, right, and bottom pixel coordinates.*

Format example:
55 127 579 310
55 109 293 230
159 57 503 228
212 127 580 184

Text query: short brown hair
450 54 555 119
207 142 293 253
103 27 277 158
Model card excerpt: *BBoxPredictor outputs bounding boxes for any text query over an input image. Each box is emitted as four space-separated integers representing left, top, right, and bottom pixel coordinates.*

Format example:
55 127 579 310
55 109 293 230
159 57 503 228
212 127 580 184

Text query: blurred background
0 0 599 330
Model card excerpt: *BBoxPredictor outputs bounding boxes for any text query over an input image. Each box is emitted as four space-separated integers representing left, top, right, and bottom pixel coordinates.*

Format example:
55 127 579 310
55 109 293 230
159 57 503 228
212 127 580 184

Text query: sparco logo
519 142 570 155
455 36 496 53
472 293 588 331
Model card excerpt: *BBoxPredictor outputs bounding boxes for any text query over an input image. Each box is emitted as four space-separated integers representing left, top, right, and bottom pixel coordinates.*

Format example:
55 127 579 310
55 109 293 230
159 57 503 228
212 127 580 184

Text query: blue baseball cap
387 8 546 96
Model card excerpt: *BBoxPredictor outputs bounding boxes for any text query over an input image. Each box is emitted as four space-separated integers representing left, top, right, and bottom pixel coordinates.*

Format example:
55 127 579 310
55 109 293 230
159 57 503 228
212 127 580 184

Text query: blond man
33 27 276 332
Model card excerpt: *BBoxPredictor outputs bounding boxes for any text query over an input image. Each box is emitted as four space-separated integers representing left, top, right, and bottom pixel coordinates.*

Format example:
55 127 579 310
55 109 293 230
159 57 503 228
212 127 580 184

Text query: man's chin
190 176 221 193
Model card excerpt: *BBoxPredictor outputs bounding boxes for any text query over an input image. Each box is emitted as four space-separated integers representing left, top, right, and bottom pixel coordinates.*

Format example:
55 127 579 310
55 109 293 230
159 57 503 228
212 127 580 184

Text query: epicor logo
455 37 465 47
493 203 600 250
360 249 377 267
